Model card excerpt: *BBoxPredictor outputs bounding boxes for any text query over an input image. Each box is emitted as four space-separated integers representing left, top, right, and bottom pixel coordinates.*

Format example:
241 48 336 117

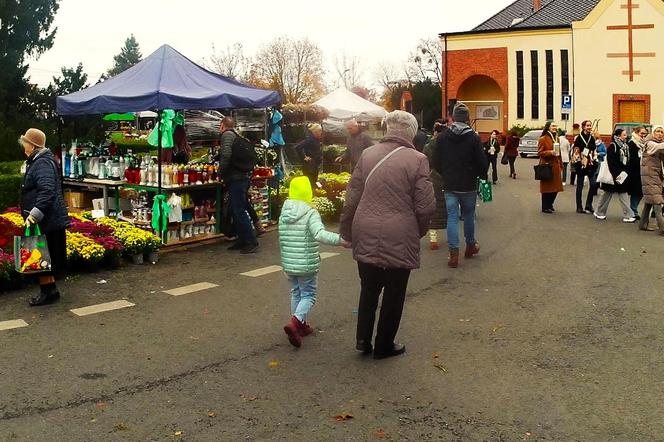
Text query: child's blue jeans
287 273 318 322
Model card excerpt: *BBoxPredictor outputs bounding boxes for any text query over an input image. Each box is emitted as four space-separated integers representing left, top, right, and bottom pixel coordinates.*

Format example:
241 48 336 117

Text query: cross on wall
606 0 656 81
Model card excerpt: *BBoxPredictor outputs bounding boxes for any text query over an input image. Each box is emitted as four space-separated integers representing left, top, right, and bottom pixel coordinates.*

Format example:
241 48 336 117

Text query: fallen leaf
96 279 107 284
374 429 386 439
114 422 129 431
433 363 448 373
459 318 471 322
432 352 440 359
174 430 184 436
268 360 279 369
48 355 54 359
334 412 354 422
207 411 217 418
491 323 504 333
95 402 107 410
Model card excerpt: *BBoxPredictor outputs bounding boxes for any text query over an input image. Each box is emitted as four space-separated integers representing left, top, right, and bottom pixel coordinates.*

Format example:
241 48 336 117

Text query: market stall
56 44 281 246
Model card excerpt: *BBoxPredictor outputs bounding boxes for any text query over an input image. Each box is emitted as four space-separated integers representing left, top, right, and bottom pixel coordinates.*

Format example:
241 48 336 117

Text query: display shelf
162 234 224 248
122 182 221 192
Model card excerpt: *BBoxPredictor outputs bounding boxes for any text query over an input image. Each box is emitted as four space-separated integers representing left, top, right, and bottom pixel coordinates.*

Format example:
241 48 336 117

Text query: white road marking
241 265 283 278
70 300 135 317
0 319 29 331
163 282 219 296
240 252 341 278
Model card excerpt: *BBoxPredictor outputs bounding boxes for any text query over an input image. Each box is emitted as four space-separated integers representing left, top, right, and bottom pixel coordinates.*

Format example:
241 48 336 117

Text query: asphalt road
1 158 663 442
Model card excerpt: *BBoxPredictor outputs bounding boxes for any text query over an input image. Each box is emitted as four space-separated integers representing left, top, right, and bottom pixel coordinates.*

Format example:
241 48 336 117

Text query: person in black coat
19 128 70 306
572 120 598 213
627 126 647 220
593 128 636 222
483 130 501 184
295 123 323 188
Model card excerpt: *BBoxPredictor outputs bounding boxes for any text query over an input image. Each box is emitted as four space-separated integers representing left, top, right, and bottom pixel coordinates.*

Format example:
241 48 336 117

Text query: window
516 51 524 119
561 49 570 120
530 50 539 119
546 50 554 120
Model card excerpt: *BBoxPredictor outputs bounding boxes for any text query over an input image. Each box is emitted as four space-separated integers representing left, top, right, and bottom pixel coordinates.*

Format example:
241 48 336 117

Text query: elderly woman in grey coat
340 111 435 360
19 128 70 306
639 124 664 233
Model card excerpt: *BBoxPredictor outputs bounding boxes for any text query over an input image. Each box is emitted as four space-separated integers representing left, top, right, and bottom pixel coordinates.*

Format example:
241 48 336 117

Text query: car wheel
520 153 528 158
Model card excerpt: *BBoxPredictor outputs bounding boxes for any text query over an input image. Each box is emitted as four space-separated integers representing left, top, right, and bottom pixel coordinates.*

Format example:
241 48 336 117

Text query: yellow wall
573 0 664 130
446 29 574 130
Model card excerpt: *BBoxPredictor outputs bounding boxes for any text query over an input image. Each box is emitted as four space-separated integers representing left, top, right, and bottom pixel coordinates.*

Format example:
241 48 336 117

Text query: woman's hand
24 214 37 228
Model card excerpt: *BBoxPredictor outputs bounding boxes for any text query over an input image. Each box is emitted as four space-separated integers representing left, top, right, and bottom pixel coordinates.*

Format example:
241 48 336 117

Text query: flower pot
104 254 121 269
131 253 144 265
145 251 159 264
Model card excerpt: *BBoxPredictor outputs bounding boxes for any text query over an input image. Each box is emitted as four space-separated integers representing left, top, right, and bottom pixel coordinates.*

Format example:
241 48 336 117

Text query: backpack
230 131 258 173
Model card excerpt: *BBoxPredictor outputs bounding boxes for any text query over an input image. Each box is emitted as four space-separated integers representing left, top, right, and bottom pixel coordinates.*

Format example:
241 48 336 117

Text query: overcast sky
27 0 512 88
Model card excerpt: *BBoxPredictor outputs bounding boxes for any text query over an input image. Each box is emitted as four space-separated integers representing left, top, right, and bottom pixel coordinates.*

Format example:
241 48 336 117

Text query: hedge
0 174 22 212
0 161 23 175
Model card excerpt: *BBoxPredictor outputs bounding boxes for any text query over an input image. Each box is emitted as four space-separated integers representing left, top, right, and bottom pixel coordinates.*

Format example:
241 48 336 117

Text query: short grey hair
345 119 358 128
385 110 418 141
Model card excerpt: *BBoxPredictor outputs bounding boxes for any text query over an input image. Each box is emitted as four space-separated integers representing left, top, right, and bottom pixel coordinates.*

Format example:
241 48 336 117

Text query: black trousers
303 164 319 189
45 228 67 280
541 192 558 211
576 165 597 210
508 156 516 176
356 262 411 352
488 156 498 183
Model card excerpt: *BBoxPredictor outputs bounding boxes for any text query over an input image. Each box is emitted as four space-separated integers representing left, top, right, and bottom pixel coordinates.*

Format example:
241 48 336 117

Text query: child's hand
340 239 351 248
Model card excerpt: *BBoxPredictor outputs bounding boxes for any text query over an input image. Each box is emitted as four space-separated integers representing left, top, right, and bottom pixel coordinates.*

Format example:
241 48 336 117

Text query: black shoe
583 209 593 214
29 289 60 307
576 208 584 214
542 209 554 214
356 340 373 355
634 215 641 221
240 243 259 254
227 241 245 251
550 207 556 212
373 343 406 360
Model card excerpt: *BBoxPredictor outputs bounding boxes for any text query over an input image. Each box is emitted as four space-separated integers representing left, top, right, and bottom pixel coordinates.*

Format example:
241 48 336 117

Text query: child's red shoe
299 321 314 337
284 316 302 348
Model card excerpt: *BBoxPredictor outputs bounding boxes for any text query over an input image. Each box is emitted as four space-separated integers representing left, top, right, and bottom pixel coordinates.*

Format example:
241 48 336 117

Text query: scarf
630 131 645 151
614 136 629 166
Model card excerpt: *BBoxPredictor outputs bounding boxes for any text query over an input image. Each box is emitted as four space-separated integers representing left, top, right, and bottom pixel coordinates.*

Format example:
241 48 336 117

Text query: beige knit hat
20 128 46 149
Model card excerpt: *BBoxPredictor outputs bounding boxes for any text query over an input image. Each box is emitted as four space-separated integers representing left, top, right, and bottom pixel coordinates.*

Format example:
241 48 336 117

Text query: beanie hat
452 102 470 123
288 176 313 204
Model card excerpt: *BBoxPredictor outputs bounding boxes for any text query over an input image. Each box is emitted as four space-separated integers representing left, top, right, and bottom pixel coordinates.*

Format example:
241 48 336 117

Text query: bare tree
251 37 326 104
406 37 443 84
374 62 401 90
333 52 362 89
204 42 250 80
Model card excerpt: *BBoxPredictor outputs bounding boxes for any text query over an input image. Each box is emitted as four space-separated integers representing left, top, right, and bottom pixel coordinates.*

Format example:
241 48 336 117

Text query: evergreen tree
105 34 143 78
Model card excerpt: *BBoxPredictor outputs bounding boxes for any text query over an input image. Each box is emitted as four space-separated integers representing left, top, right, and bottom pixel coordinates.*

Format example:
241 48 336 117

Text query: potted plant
144 235 162 264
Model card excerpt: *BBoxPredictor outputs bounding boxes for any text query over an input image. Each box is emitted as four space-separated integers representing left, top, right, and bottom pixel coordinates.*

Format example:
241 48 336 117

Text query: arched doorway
456 75 505 134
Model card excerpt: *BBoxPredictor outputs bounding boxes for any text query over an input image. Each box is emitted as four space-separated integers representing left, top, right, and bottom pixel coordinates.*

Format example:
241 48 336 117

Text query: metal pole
157 110 162 193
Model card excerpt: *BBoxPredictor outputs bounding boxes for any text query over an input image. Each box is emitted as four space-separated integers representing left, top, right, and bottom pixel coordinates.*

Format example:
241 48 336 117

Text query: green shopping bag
14 225 52 274
478 179 493 203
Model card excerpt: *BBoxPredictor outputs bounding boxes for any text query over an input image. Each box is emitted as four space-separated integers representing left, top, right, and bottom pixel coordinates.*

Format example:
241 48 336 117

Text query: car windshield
523 131 540 139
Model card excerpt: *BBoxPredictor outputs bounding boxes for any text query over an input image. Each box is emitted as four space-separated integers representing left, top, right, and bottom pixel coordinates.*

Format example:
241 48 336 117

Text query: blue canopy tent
56 44 281 115
56 44 281 202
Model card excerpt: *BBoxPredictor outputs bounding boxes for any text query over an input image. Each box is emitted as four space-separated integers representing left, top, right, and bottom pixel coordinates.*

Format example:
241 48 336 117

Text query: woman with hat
19 128 69 306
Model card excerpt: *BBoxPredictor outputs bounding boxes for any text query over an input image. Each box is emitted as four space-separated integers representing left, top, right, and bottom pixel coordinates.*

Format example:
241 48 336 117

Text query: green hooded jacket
279 177 340 275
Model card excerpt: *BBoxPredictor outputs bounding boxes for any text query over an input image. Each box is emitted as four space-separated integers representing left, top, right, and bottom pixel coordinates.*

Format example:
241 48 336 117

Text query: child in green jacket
279 176 346 348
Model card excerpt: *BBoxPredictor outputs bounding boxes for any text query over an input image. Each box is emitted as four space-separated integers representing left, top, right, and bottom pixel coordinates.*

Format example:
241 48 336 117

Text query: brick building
440 0 664 136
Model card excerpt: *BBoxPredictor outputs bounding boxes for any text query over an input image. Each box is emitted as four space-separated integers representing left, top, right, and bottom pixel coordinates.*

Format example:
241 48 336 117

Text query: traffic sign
561 94 573 115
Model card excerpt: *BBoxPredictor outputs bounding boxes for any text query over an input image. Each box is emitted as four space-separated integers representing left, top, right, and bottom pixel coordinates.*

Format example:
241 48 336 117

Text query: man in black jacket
432 103 488 269
219 117 258 254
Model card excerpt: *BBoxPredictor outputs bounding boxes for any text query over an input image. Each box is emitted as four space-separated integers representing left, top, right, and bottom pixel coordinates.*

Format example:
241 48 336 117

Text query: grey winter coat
20 149 69 233
640 137 664 205
340 136 435 270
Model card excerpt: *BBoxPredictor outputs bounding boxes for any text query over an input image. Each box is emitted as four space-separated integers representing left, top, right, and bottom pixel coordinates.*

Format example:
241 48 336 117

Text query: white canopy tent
313 88 387 137
313 87 387 121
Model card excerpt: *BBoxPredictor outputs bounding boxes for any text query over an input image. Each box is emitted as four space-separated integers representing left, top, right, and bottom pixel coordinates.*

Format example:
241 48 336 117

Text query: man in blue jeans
219 117 259 254
432 102 488 268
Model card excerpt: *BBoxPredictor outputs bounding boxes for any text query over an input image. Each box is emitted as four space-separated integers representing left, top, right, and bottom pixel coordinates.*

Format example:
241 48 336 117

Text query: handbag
533 163 553 181
596 160 614 185
477 179 493 203
501 154 508 165
14 225 52 274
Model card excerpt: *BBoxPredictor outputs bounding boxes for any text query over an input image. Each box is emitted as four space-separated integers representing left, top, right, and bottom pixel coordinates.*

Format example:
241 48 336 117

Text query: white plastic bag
597 161 614 185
